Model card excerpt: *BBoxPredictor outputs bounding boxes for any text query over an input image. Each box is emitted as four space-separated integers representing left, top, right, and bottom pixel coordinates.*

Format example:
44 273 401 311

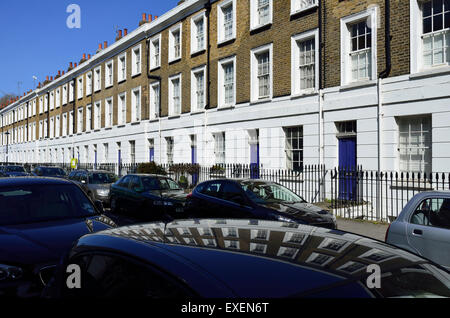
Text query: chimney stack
140 13 148 26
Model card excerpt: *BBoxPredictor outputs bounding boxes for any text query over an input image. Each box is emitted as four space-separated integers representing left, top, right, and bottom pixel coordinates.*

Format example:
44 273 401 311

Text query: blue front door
191 145 198 185
250 143 260 179
149 147 155 162
338 137 357 201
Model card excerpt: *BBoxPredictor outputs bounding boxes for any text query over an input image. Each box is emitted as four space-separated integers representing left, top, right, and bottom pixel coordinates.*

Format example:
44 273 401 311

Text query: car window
141 177 160 191
89 172 116 184
411 198 450 229
221 182 248 205
63 253 195 298
166 179 181 190
68 171 77 180
240 181 306 204
117 176 132 189
0 184 97 226
199 181 223 198
80 172 88 183
130 176 142 190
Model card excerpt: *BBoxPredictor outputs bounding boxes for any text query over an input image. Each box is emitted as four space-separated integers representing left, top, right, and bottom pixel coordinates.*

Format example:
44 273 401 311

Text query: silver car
386 191 450 270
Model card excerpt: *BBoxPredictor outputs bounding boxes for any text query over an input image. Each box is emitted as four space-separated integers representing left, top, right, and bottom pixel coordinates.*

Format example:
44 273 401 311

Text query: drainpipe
376 0 391 221
204 0 212 166
319 90 324 166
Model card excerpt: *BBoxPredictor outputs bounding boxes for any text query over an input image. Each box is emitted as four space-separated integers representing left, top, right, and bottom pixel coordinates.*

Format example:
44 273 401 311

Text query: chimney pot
70 62 73 68
142 13 147 21
46 76 49 81
104 41 108 49
154 16 158 20
74 63 78 67
62 71 65 75
148 14 153 21
83 53 86 60
51 76 53 81
58 70 61 76
88 54 91 59
98 43 102 50
119 30 122 37
124 28 128 36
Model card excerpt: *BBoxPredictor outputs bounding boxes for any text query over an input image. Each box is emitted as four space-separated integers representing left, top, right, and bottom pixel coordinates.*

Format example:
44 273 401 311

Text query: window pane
434 0 443 14
423 1 432 17
445 12 450 28
423 17 432 34
434 13 443 31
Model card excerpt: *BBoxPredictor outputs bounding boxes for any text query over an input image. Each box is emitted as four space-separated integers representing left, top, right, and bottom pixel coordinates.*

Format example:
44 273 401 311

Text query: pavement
336 218 389 242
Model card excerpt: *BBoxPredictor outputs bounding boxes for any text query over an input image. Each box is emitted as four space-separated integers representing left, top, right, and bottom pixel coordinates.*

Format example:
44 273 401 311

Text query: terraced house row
1 0 450 173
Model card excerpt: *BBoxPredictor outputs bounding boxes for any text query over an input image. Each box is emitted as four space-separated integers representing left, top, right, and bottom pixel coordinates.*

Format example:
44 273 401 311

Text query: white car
386 191 450 270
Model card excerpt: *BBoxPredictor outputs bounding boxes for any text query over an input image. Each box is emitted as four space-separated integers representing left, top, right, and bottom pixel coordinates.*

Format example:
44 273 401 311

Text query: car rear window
0 184 97 225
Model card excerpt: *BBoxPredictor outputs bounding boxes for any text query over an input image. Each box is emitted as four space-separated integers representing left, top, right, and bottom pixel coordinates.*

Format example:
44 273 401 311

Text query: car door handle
413 229 423 236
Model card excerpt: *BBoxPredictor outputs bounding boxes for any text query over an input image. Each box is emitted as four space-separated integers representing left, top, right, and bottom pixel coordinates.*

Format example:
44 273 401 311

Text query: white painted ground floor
3 68 450 173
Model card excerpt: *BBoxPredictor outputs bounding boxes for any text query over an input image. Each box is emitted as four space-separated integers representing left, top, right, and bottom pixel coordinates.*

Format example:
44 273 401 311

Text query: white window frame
290 0 318 16
191 65 207 112
55 115 60 138
218 55 236 108
340 8 378 86
218 0 236 44
149 82 160 120
169 23 182 63
39 97 43 114
131 86 141 122
214 132 226 165
411 0 450 73
86 72 93 96
69 111 74 135
86 105 92 132
62 84 68 105
250 43 273 102
118 92 127 125
94 66 102 92
69 81 75 102
191 11 207 55
168 74 182 116
62 113 67 137
118 53 127 83
132 44 142 76
44 95 48 112
94 101 101 130
149 34 161 70
56 87 61 108
250 0 273 31
105 60 114 88
77 108 83 134
32 100 36 116
105 97 113 128
291 29 319 96
77 76 83 99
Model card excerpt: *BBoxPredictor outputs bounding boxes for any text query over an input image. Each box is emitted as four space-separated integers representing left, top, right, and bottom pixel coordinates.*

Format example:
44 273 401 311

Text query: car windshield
5 166 26 173
141 177 161 191
41 167 66 176
0 184 98 226
89 173 116 184
159 178 181 191
239 181 307 204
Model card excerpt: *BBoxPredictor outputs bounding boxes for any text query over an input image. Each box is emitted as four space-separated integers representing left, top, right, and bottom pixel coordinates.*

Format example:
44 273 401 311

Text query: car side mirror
94 200 104 214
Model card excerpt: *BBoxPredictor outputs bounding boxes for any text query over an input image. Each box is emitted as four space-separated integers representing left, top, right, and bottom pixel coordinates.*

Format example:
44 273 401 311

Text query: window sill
149 118 160 123
409 66 450 80
117 124 126 128
191 49 206 57
105 127 112 130
250 98 272 105
168 115 181 119
131 72 142 78
169 57 182 64
290 4 318 17
118 79 126 84
150 66 161 72
290 90 318 99
250 22 272 32
190 110 205 115
218 37 236 47
339 79 377 92
94 129 101 132
105 84 113 89
131 121 140 126
217 105 235 111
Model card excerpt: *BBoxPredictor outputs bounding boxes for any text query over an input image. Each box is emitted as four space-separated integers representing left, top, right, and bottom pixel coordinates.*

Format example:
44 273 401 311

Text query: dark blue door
250 143 260 179
149 147 155 162
339 137 357 201
191 145 198 185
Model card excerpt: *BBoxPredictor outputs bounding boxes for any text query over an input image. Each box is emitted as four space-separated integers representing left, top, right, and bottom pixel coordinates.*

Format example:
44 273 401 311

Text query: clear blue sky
0 0 178 98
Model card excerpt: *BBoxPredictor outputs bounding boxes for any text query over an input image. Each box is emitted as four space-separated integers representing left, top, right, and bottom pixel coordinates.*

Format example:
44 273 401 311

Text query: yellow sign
70 158 78 169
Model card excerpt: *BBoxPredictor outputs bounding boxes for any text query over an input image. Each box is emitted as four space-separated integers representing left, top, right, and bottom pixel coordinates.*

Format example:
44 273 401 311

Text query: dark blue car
0 165 29 177
0 177 117 297
186 179 337 229
47 219 450 298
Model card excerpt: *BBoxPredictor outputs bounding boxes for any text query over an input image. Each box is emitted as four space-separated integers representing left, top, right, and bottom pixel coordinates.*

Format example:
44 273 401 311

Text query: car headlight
0 264 23 281
96 189 110 197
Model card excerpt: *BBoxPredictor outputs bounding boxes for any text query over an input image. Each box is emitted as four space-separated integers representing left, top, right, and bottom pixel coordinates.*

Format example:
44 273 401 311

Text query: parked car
386 191 450 270
186 179 337 229
68 170 117 207
0 165 29 177
44 219 450 298
31 166 67 179
0 177 117 298
110 174 188 220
